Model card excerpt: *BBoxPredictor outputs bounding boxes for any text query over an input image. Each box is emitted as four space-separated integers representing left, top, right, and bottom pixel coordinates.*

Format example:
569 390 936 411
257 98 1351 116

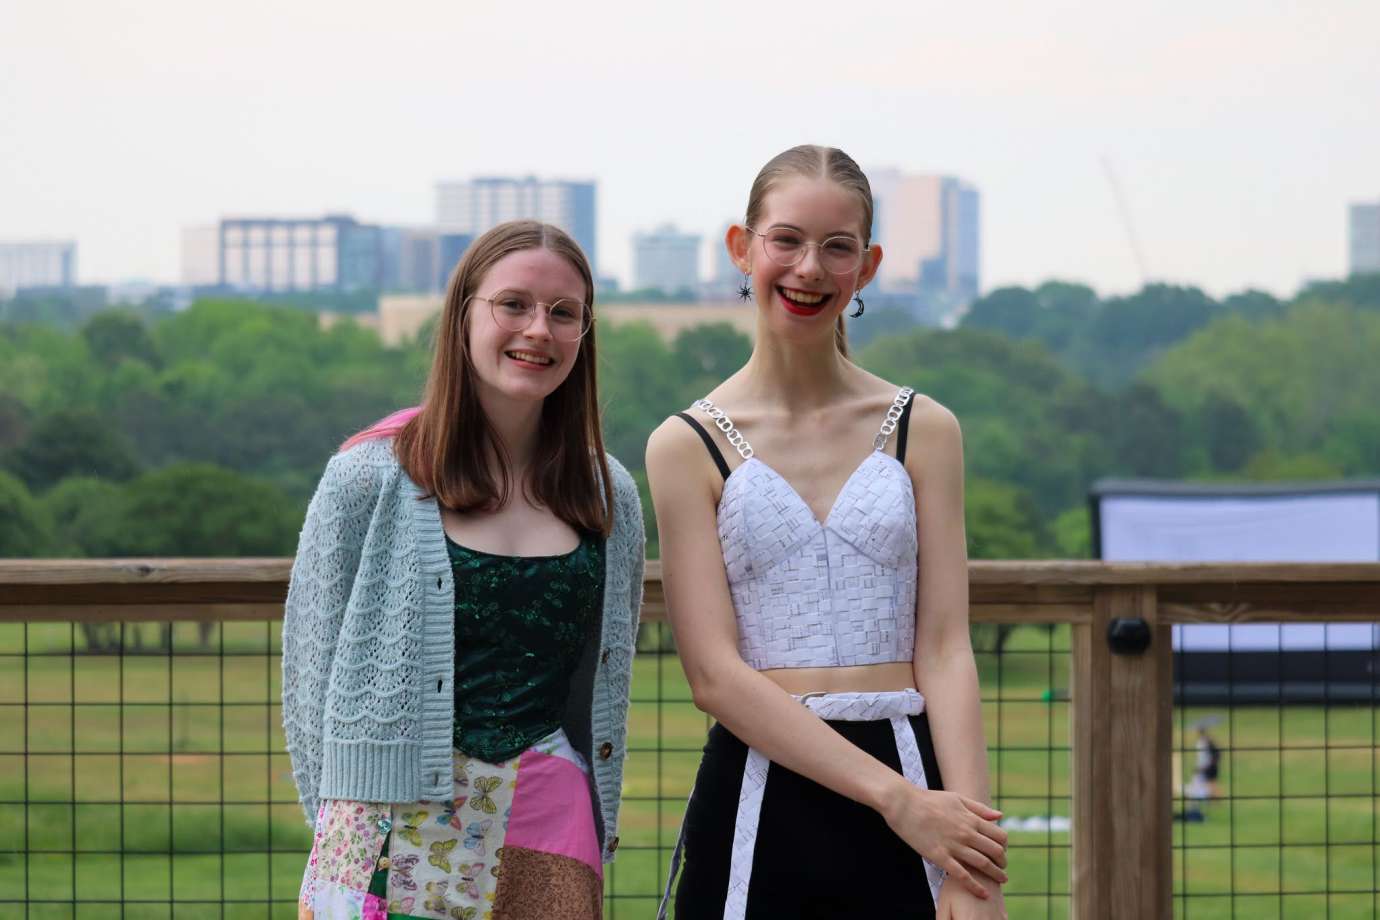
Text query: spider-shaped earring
738 273 753 302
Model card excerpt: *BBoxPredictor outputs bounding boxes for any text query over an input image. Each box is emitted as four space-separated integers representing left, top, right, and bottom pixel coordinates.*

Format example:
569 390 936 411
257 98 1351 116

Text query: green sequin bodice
447 532 604 763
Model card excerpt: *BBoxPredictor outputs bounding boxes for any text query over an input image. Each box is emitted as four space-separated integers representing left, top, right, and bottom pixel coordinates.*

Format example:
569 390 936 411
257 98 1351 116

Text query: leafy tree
105 463 302 556
1196 393 1261 473
41 476 127 556
599 322 683 467
670 323 752 403
1100 383 1185 479
3 408 141 492
860 327 1100 513
0 394 29 452
1221 289 1284 321
965 477 1047 655
0 323 101 413
1051 506 1092 559
1080 284 1220 386
81 311 161 369
961 287 1040 340
1146 302 1380 472
1241 452 1343 481
966 477 1047 560
0 470 53 556
1296 274 1380 312
1029 281 1099 352
961 281 1096 355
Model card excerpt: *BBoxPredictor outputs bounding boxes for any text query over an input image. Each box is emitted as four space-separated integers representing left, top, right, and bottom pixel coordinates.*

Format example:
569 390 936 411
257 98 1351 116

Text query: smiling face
734 176 881 342
464 247 587 409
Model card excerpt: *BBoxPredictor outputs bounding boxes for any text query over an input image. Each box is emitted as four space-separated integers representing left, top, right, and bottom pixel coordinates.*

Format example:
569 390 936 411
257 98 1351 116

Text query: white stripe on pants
659 689 946 920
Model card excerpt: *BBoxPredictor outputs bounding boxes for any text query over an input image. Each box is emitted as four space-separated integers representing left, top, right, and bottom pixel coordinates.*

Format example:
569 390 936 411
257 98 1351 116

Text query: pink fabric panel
506 750 603 877
362 892 387 920
338 405 421 451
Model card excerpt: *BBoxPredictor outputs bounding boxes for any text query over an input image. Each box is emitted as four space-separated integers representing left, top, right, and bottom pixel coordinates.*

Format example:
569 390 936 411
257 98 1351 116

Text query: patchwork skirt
299 728 602 920
663 689 947 920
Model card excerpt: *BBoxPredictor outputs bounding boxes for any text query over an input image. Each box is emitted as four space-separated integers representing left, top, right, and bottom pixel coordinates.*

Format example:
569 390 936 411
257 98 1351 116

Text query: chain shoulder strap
691 398 755 460
872 386 915 450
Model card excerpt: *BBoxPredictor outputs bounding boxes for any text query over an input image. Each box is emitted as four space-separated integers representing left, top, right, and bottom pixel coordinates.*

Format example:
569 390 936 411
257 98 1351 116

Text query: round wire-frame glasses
746 225 870 275
467 289 593 342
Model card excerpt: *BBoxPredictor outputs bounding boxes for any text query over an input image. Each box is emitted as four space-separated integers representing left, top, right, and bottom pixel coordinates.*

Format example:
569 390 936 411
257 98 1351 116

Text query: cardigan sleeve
620 473 647 637
280 447 382 827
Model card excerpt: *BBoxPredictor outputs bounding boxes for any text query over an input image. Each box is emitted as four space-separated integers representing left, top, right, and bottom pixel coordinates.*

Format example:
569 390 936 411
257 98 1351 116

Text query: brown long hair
745 144 875 357
392 220 613 535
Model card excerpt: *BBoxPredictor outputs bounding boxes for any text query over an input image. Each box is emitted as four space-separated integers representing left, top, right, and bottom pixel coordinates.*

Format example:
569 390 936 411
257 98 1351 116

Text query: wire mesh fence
2 619 303 919
1 616 1077 918
5 589 1378 918
1171 626 1380 919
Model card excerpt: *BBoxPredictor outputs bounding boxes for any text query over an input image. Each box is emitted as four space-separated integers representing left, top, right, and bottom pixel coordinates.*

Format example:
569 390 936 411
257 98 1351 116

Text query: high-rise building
203 215 383 292
632 224 701 295
1350 202 1380 275
435 177 597 272
378 227 474 293
868 170 980 306
0 240 76 295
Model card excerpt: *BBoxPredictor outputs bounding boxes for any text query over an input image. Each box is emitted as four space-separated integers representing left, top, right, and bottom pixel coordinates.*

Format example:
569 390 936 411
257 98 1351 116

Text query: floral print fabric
300 729 600 920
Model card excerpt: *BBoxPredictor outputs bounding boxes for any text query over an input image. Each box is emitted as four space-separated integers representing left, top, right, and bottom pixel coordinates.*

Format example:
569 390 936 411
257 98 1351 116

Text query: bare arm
907 402 1006 913
909 402 992 803
646 417 1006 898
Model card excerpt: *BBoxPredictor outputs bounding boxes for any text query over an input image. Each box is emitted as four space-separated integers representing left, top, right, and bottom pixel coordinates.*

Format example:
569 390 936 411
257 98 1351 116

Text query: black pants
674 715 945 919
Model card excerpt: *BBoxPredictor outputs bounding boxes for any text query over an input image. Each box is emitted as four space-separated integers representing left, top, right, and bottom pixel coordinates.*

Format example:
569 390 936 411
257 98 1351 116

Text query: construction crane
1101 155 1150 287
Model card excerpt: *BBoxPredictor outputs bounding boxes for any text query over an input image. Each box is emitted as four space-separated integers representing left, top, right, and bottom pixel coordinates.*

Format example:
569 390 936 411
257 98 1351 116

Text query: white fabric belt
658 689 946 920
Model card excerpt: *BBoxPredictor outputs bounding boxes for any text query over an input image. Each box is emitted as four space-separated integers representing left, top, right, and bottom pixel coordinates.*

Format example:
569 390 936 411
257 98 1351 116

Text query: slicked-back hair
392 220 613 536
745 144 875 357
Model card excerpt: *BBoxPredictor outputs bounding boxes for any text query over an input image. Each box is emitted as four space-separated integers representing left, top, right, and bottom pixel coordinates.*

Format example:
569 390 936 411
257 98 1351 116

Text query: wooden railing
4 559 1380 919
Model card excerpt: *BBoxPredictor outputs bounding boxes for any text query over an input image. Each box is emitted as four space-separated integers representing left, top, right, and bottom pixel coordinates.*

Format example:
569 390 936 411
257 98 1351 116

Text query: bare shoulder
907 393 961 441
646 415 720 491
900 393 963 478
647 415 701 468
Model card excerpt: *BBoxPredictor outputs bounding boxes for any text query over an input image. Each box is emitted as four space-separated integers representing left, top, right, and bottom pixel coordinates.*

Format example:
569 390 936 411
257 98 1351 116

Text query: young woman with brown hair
283 220 644 919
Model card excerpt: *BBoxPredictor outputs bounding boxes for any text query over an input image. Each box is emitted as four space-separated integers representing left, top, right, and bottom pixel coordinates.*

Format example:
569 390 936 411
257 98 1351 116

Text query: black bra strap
895 395 915 464
675 412 732 481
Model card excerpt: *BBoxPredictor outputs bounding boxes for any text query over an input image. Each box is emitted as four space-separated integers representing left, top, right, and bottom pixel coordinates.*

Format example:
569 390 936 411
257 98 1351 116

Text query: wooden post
1071 586 1172 919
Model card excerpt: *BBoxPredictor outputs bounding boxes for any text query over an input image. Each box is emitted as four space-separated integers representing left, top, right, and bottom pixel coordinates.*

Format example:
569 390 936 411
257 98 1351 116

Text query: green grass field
1 621 1376 919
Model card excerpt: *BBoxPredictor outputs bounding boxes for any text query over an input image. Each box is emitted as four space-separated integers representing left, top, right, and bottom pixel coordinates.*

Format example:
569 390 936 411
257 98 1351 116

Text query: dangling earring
849 291 865 318
738 273 753 302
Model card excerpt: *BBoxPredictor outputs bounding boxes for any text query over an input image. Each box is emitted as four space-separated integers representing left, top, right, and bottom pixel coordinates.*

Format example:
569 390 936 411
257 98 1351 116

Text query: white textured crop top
675 388 918 670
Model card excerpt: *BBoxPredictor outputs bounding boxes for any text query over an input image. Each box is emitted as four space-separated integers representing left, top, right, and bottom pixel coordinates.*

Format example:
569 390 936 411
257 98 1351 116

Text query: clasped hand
880 785 1008 900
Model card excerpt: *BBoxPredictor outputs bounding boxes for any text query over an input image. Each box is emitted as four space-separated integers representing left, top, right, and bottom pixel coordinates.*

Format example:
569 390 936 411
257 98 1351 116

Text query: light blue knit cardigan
281 437 645 863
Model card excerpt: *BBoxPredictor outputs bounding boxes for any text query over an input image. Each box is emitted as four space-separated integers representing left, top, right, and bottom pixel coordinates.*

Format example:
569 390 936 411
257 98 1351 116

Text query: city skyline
1350 202 1380 276
2 0 1378 297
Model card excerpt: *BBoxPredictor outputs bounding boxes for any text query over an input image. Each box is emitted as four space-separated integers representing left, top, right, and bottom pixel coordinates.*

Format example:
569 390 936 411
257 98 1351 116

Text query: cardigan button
607 835 619 853
600 649 610 665
598 742 613 760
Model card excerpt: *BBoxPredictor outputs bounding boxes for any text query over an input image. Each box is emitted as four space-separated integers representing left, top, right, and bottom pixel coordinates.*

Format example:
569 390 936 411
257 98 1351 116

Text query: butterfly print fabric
299 728 602 919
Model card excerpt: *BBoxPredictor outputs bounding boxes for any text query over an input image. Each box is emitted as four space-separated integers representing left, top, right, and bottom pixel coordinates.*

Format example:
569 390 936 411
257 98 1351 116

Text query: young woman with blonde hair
648 146 1007 919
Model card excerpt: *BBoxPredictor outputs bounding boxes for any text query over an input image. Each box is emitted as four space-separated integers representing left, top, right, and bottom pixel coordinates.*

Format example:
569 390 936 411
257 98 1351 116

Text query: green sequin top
447 531 605 763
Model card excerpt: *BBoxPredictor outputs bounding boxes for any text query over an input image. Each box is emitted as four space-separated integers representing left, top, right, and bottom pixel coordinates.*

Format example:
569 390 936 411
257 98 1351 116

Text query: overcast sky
2 0 1377 297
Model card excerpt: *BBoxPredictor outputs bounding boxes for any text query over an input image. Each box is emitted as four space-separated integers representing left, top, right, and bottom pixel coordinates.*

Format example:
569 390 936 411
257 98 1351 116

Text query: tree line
3 277 1378 571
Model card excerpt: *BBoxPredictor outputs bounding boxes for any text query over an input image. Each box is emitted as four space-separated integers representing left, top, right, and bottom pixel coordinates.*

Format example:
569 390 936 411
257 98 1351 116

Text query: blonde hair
744 145 875 356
